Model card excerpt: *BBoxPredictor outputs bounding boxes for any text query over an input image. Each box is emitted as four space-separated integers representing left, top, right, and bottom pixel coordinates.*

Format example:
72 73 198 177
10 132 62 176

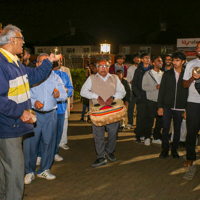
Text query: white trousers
59 107 69 145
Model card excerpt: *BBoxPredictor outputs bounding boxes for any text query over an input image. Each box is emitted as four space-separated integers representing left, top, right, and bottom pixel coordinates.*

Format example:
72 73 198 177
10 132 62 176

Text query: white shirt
127 65 137 88
183 58 200 103
80 73 126 100
151 69 163 84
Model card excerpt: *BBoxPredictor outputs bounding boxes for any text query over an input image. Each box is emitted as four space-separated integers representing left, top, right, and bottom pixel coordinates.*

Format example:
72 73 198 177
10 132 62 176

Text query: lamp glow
100 42 111 54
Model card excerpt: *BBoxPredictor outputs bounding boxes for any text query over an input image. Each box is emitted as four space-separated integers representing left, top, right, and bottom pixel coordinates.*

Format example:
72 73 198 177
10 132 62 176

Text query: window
66 48 75 53
122 47 130 55
140 47 151 54
161 46 173 55
38 48 43 54
83 48 90 53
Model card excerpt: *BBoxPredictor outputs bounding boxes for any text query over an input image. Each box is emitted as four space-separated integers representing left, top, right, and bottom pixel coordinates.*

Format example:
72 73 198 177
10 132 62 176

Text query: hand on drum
105 97 113 105
97 96 105 105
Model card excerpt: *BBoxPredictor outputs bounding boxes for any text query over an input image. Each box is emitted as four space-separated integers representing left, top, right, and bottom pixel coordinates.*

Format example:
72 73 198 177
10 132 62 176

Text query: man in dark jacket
132 53 152 143
161 54 173 72
116 70 131 131
0 24 59 200
23 47 36 68
158 51 188 159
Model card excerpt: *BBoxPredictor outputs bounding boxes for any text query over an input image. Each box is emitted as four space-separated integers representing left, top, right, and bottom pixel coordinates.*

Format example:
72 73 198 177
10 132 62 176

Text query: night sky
1 0 200 47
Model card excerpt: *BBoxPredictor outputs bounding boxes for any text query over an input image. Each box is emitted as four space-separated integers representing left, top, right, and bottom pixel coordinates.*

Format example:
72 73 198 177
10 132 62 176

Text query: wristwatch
111 96 115 100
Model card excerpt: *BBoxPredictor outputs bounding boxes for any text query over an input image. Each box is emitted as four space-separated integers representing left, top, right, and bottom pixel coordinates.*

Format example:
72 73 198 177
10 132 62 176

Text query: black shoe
135 138 141 144
118 126 125 132
171 150 179 159
159 150 169 158
105 151 116 162
80 118 84 122
91 158 107 167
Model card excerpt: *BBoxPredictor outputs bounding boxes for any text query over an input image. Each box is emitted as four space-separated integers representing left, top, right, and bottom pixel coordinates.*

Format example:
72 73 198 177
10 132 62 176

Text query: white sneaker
54 154 63 161
152 139 162 144
24 172 35 184
140 136 145 141
37 169 56 180
125 124 132 129
144 138 151 146
59 144 69 150
36 157 41 166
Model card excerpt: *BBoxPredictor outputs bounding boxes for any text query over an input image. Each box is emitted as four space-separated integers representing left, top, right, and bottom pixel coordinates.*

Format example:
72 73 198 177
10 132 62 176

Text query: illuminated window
83 48 89 53
140 47 151 54
122 47 130 55
38 48 43 54
66 48 75 53
161 46 173 55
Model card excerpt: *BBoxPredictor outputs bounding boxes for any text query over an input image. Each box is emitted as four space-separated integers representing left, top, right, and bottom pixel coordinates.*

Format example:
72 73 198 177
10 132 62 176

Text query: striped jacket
0 49 53 138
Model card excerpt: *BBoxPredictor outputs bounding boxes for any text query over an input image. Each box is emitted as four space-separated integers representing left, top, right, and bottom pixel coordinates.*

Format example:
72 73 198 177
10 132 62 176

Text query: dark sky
1 0 200 46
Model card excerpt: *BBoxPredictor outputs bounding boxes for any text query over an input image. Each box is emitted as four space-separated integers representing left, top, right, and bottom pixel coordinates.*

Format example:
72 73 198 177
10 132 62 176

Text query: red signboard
184 51 196 58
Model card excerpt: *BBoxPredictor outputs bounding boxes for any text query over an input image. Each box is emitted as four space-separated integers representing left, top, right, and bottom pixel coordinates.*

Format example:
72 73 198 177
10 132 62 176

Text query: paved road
23 102 200 200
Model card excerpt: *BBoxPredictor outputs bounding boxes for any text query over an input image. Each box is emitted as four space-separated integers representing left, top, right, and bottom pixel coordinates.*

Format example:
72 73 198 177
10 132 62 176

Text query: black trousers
135 100 148 139
146 100 162 139
127 93 136 126
186 102 200 161
162 108 183 151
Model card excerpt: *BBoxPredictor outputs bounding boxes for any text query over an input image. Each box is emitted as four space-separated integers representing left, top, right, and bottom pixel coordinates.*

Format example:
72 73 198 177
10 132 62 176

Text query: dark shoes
171 150 179 159
105 151 116 162
92 158 107 167
118 126 125 132
135 138 141 144
80 118 84 122
159 150 169 159
159 149 179 159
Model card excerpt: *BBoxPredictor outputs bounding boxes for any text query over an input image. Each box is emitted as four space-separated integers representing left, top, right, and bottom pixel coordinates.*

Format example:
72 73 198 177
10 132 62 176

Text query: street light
100 41 111 54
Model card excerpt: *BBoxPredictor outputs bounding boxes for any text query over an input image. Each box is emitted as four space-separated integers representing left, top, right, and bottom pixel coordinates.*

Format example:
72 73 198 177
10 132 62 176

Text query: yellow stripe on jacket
8 75 30 104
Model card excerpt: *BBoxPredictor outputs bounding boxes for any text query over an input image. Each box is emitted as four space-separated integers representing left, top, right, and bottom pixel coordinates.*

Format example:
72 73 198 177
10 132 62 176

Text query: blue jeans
23 110 57 174
55 114 65 154
81 104 89 119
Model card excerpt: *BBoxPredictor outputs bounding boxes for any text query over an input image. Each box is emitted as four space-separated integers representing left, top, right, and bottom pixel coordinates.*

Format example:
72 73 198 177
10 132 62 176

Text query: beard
196 52 200 58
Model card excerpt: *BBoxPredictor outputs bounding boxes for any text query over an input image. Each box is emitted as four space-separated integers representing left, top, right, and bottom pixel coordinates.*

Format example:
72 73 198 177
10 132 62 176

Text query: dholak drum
89 99 127 126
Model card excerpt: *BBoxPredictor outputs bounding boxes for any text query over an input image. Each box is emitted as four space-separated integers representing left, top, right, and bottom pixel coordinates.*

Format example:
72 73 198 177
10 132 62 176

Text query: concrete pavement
23 102 200 200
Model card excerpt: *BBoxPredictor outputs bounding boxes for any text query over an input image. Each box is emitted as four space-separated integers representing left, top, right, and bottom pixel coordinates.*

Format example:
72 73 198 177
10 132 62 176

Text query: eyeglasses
13 37 24 41
165 59 172 61
98 65 109 68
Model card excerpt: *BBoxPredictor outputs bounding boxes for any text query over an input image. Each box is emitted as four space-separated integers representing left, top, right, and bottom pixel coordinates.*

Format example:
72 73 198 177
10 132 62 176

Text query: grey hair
37 53 49 62
96 59 110 68
0 24 21 46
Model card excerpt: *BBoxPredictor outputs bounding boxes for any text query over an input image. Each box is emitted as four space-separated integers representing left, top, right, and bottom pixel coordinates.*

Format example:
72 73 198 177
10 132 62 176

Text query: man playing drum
80 59 126 167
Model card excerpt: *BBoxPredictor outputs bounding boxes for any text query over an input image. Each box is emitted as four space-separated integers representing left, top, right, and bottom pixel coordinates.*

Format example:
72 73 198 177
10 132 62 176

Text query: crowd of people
0 23 200 200
81 49 200 169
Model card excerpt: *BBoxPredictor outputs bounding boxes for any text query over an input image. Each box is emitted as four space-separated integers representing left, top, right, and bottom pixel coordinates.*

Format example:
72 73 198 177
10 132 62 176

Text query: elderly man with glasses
80 59 126 167
0 24 59 200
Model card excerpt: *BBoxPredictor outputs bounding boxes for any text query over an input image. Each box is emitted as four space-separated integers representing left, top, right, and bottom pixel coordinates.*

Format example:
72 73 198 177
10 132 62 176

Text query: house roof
36 30 99 46
122 27 189 45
